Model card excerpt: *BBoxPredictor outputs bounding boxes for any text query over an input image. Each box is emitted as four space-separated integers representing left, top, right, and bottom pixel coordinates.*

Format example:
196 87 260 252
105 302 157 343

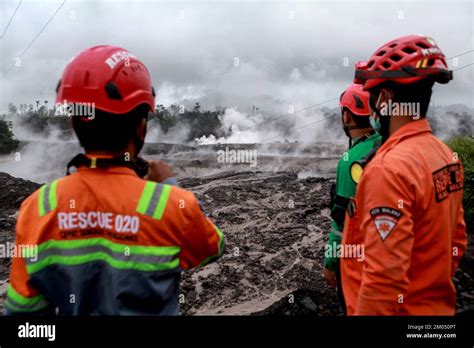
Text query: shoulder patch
370 206 403 241
350 162 363 184
432 163 464 202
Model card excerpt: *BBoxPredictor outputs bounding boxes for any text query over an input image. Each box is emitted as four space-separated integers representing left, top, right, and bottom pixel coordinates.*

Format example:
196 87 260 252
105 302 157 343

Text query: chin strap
67 154 149 178
344 124 365 149
369 94 391 143
351 129 375 148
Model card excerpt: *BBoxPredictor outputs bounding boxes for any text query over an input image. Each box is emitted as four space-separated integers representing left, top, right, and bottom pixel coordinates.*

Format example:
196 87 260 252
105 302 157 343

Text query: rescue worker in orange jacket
5 46 224 315
340 35 467 315
323 83 381 315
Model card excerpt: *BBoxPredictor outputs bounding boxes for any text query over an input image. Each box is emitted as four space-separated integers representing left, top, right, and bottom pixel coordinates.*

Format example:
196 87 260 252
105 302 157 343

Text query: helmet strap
342 113 371 143
369 92 391 143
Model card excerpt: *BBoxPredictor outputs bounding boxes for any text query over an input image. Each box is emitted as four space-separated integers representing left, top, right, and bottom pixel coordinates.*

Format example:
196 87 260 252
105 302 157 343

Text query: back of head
339 83 370 117
56 45 156 153
339 83 372 132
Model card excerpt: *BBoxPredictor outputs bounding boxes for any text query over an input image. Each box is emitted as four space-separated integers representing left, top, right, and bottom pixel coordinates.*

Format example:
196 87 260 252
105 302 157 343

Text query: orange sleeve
179 195 224 270
5 197 52 315
354 165 414 315
452 204 467 276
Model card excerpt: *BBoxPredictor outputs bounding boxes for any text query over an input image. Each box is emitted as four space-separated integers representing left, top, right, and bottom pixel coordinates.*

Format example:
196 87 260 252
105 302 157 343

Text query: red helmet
56 45 155 114
339 83 370 116
354 35 452 90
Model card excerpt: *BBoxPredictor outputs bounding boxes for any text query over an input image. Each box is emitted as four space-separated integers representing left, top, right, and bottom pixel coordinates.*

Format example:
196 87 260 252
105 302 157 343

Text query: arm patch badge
370 206 403 241
432 163 464 202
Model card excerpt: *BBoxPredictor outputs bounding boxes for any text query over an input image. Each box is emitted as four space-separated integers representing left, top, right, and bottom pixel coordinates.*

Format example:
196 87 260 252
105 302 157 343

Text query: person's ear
378 88 394 107
344 111 354 125
136 117 147 141
342 109 352 125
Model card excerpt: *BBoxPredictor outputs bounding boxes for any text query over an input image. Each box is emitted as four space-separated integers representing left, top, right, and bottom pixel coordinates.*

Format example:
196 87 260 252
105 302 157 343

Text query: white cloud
0 0 472 116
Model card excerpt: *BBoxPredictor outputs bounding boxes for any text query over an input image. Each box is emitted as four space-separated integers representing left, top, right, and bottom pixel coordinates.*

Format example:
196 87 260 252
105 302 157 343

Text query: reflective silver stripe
39 180 58 216
25 245 179 265
145 184 164 216
43 184 52 213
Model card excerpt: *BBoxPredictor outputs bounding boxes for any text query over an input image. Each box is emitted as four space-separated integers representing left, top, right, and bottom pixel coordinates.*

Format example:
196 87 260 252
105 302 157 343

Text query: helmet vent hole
427 58 435 66
367 60 374 68
105 82 123 100
131 64 143 72
402 47 416 54
390 54 402 62
388 43 397 48
381 61 391 69
416 41 430 49
376 50 386 56
353 95 364 109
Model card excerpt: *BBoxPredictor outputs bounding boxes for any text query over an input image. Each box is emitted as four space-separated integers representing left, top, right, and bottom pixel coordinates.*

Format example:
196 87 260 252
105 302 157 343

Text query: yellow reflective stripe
38 184 47 217
38 180 59 217
136 181 157 214
198 225 224 268
49 179 58 210
6 284 45 306
152 185 171 220
137 182 172 220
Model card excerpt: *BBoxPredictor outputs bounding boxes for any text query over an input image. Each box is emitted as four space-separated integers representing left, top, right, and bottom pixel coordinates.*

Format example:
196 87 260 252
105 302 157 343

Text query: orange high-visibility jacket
5 166 223 315
341 119 466 315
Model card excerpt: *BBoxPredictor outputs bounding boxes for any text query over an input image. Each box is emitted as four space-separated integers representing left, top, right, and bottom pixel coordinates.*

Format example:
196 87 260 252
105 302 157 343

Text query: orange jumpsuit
341 119 466 315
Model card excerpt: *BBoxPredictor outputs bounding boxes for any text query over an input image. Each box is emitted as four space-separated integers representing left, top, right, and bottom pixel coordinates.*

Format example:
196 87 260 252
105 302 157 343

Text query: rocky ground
0 141 472 315
0 172 41 313
178 171 341 315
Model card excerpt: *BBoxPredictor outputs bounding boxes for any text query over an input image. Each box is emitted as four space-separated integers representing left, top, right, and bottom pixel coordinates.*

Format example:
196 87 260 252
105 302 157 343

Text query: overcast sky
0 0 473 115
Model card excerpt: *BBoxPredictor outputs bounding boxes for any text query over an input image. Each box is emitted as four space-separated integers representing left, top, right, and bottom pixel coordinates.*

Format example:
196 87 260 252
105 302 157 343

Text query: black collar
66 154 149 178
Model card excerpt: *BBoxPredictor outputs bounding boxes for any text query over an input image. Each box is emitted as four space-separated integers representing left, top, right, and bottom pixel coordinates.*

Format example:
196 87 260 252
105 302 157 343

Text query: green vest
324 131 382 271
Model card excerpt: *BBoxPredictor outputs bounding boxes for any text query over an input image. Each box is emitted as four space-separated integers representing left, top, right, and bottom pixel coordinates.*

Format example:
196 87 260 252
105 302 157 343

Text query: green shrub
0 118 19 154
446 136 474 233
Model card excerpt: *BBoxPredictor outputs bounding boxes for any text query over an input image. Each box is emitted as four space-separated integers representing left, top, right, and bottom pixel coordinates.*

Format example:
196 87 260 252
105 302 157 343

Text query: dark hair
371 78 434 117
72 104 149 152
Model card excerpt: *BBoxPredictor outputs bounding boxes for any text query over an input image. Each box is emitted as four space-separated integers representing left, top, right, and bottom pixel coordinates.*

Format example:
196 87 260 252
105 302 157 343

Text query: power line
261 61 474 143
1 0 66 79
240 97 339 133
0 0 22 40
243 49 472 132
447 50 474 60
454 62 474 71
262 113 338 143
